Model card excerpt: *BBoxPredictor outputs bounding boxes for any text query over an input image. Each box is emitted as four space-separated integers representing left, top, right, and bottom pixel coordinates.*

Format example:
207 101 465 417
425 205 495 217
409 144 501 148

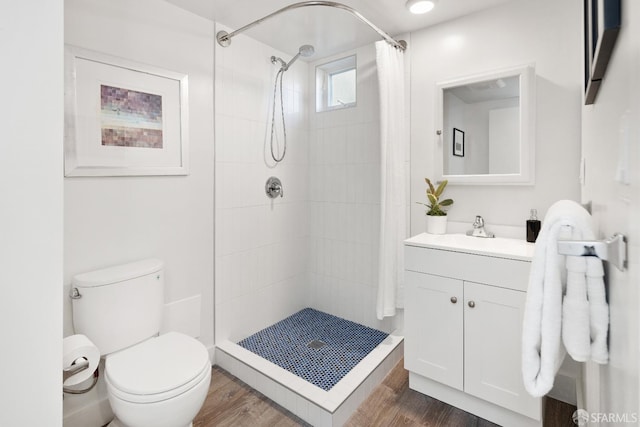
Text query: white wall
410 0 582 235
307 45 395 332
214 24 309 342
0 1 63 425
581 0 640 421
489 105 520 174
63 0 214 423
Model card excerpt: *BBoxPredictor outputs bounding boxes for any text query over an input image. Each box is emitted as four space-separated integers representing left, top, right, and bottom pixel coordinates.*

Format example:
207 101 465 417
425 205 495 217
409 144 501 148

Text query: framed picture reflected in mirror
453 128 465 157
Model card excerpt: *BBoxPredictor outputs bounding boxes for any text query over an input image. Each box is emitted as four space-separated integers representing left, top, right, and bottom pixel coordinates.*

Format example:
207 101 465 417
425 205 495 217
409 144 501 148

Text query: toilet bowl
105 332 211 427
70 259 212 427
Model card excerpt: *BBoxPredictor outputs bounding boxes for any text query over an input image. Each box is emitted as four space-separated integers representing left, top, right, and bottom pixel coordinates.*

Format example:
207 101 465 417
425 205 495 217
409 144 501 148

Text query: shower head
298 45 315 57
279 44 315 71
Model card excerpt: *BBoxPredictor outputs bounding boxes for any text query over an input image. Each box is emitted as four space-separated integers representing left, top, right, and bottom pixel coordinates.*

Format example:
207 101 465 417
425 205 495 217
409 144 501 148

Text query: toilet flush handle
69 288 82 299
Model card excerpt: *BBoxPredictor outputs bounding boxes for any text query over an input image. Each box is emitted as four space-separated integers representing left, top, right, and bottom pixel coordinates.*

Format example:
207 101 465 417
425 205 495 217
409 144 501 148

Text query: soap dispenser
526 209 541 243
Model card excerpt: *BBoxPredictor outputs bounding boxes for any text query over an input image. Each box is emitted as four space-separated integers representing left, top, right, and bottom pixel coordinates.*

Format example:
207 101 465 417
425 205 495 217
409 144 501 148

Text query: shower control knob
265 176 283 199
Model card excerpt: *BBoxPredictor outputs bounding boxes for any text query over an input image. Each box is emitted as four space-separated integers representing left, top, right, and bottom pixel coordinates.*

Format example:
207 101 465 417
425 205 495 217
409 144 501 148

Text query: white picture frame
435 64 535 185
64 45 189 177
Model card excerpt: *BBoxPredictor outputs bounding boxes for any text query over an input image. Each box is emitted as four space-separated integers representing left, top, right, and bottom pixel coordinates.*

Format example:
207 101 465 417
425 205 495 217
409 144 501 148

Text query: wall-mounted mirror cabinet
435 65 535 185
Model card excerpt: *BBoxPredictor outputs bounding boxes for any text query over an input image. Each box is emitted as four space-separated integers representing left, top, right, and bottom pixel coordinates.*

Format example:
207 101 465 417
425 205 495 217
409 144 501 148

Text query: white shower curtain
375 40 407 320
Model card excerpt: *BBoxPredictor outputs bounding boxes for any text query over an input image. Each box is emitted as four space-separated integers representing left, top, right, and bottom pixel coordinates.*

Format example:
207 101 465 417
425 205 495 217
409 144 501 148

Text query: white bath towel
586 256 609 364
522 216 568 397
522 200 609 397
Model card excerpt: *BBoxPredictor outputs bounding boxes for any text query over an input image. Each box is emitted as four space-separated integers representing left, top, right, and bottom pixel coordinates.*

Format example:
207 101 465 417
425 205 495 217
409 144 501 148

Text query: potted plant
418 178 454 234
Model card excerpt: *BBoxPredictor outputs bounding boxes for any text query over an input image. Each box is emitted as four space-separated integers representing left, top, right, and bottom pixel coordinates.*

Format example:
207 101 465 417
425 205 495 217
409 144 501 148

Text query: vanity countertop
405 233 535 262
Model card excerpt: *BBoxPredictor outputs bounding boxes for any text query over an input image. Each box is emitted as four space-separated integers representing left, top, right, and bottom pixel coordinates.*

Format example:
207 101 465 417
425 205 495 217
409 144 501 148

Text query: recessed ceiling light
406 0 437 14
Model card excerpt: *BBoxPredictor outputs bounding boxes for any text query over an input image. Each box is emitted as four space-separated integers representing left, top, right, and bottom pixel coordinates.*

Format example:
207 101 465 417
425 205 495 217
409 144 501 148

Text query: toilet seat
106 332 211 404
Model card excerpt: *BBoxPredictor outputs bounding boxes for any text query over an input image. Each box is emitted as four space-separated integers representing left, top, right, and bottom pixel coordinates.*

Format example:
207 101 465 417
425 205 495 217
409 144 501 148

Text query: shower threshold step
216 330 403 426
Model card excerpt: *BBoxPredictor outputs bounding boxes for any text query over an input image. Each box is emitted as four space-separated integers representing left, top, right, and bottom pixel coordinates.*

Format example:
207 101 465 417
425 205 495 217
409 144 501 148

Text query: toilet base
105 360 210 427
108 419 192 427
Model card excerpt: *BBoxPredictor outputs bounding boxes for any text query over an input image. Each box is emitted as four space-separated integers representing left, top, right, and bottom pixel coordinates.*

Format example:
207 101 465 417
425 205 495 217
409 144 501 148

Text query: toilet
71 259 211 427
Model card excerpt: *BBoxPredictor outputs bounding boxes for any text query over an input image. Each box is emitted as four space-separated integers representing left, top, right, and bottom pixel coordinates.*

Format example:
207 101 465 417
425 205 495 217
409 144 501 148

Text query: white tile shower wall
215 24 310 342
307 44 395 333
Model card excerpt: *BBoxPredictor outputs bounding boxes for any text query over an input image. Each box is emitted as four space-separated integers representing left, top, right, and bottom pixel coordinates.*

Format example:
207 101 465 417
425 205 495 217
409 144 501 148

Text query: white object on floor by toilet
70 259 211 427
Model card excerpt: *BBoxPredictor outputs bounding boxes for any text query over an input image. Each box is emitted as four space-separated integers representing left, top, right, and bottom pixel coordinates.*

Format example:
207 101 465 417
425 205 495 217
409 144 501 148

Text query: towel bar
557 233 627 272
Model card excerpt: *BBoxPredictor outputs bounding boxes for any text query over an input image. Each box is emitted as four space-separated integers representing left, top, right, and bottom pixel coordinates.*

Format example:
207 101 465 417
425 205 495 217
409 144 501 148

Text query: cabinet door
405 271 463 390
464 281 539 419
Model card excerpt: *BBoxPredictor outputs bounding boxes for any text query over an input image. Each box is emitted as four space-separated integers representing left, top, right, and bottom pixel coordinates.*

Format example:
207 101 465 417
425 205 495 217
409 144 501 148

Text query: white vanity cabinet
404 233 542 427
405 273 464 389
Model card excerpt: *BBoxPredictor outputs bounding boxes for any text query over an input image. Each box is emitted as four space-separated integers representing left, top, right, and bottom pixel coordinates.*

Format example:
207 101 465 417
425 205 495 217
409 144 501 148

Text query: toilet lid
106 332 210 397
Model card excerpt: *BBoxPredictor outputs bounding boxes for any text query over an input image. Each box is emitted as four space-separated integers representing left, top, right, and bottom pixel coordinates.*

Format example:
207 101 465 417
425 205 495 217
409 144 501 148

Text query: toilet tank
71 259 164 356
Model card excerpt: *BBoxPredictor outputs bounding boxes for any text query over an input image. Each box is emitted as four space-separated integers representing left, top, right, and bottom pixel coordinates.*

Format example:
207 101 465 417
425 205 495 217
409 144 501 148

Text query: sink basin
404 233 535 261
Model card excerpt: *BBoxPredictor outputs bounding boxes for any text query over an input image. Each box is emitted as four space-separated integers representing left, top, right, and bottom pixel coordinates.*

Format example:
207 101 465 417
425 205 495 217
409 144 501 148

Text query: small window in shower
316 55 356 112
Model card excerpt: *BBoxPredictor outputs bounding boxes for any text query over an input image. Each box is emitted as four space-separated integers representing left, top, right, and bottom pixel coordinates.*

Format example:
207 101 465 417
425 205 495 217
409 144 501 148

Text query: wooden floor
193 359 576 427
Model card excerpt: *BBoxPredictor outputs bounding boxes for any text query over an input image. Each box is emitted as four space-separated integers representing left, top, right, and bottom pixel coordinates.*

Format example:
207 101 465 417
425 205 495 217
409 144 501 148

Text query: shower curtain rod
216 1 407 51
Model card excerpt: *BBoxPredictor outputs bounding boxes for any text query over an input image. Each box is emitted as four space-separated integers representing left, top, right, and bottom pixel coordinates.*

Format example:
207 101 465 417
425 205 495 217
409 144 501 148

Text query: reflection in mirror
436 65 534 185
443 76 519 175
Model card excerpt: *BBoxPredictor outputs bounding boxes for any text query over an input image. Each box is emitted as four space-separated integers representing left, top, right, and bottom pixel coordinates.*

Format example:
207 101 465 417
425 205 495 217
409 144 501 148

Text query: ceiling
449 76 520 104
164 0 515 60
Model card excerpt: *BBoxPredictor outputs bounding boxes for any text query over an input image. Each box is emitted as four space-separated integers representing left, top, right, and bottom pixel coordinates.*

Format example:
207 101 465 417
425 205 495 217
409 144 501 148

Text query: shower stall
214 4 405 425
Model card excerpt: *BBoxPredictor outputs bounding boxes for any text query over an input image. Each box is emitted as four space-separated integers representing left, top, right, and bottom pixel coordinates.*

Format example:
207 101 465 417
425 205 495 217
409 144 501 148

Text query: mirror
435 65 535 185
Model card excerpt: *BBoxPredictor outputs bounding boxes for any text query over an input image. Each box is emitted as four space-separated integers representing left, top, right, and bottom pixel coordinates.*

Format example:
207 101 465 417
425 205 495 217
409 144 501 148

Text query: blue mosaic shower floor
237 308 388 391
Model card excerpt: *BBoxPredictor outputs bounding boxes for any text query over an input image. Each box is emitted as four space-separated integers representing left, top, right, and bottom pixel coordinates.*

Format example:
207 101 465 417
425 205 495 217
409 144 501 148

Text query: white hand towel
556 203 608 364
562 238 590 361
587 258 608 363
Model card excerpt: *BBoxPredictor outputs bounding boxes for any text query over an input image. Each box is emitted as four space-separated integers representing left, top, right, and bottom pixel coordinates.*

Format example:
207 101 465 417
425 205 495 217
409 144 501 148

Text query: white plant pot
426 215 448 235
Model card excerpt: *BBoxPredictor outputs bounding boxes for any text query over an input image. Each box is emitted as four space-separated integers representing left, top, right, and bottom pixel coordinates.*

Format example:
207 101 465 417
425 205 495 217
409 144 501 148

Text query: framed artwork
453 128 465 157
584 0 621 105
64 45 189 176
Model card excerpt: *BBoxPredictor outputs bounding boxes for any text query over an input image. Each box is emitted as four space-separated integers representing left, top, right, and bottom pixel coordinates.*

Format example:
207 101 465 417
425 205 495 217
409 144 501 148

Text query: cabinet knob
450 296 457 304
468 301 476 308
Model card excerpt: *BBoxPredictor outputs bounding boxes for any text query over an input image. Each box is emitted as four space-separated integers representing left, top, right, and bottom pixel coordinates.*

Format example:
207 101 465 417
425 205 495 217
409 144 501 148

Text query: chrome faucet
466 215 495 238
265 176 283 199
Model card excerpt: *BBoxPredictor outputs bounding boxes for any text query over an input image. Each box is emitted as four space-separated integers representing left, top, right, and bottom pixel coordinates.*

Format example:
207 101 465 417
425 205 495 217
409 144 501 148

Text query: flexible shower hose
270 67 287 163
